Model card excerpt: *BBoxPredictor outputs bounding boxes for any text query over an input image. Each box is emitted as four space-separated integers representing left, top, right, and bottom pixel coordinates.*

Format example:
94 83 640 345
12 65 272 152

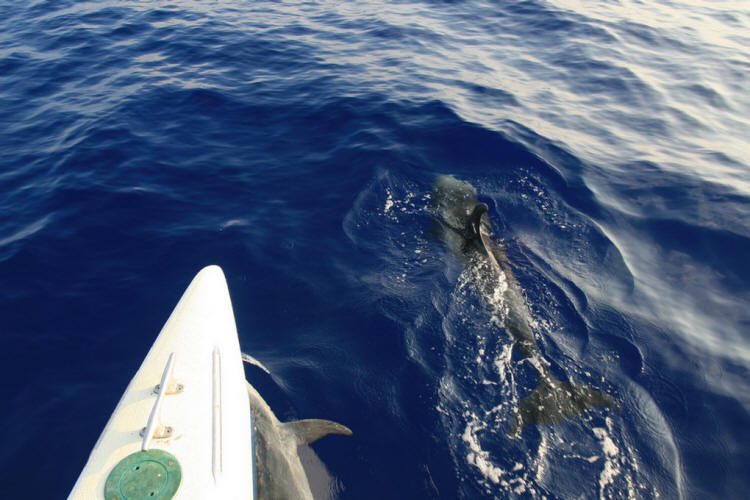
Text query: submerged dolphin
246 380 352 499
430 174 616 436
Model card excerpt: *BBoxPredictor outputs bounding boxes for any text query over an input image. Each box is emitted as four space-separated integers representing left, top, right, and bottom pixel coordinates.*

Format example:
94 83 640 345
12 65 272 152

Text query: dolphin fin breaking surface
430 174 617 436
245 381 352 499
284 418 354 445
241 352 272 374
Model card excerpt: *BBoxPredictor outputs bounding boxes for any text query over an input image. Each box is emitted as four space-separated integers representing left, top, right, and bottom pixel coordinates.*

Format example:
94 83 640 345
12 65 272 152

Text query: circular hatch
104 449 181 500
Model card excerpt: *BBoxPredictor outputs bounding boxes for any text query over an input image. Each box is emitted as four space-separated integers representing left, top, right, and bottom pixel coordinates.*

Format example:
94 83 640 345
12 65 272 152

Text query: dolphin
429 174 616 436
246 380 352 499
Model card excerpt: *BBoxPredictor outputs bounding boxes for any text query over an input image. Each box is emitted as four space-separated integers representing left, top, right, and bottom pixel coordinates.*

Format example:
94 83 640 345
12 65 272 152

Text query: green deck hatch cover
104 449 181 500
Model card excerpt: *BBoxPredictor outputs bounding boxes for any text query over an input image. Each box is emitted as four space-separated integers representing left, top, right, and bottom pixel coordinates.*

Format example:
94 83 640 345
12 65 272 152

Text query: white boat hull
69 266 254 499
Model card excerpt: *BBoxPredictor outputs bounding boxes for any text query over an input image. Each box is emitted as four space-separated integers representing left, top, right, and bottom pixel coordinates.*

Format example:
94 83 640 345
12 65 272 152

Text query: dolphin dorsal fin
284 419 353 445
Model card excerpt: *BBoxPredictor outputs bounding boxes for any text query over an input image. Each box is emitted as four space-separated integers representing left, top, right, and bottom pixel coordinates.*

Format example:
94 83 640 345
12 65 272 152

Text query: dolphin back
430 174 481 232
430 174 618 437
245 380 352 500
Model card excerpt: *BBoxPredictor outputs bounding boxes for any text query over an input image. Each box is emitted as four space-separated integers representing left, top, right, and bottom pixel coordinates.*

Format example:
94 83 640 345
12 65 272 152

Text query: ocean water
1 0 749 498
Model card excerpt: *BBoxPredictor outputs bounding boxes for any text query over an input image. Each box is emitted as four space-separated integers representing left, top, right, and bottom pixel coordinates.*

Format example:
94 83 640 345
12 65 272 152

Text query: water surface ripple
1 1 749 498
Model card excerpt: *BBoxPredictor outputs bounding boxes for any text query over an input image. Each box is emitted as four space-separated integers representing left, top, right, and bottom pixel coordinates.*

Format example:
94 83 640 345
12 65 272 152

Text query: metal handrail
142 352 176 451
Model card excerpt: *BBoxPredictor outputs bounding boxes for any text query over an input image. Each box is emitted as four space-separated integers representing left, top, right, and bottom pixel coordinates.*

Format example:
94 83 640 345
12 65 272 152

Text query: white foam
383 188 394 213
592 425 621 496
462 415 505 484
511 479 527 495
593 427 619 458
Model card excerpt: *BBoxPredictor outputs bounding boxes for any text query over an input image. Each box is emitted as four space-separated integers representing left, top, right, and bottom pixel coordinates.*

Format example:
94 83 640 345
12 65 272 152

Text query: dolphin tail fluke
509 373 617 438
285 419 353 445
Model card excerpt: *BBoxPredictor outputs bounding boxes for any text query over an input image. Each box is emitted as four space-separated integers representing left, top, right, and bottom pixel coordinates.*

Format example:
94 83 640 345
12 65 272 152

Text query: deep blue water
2 0 749 498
